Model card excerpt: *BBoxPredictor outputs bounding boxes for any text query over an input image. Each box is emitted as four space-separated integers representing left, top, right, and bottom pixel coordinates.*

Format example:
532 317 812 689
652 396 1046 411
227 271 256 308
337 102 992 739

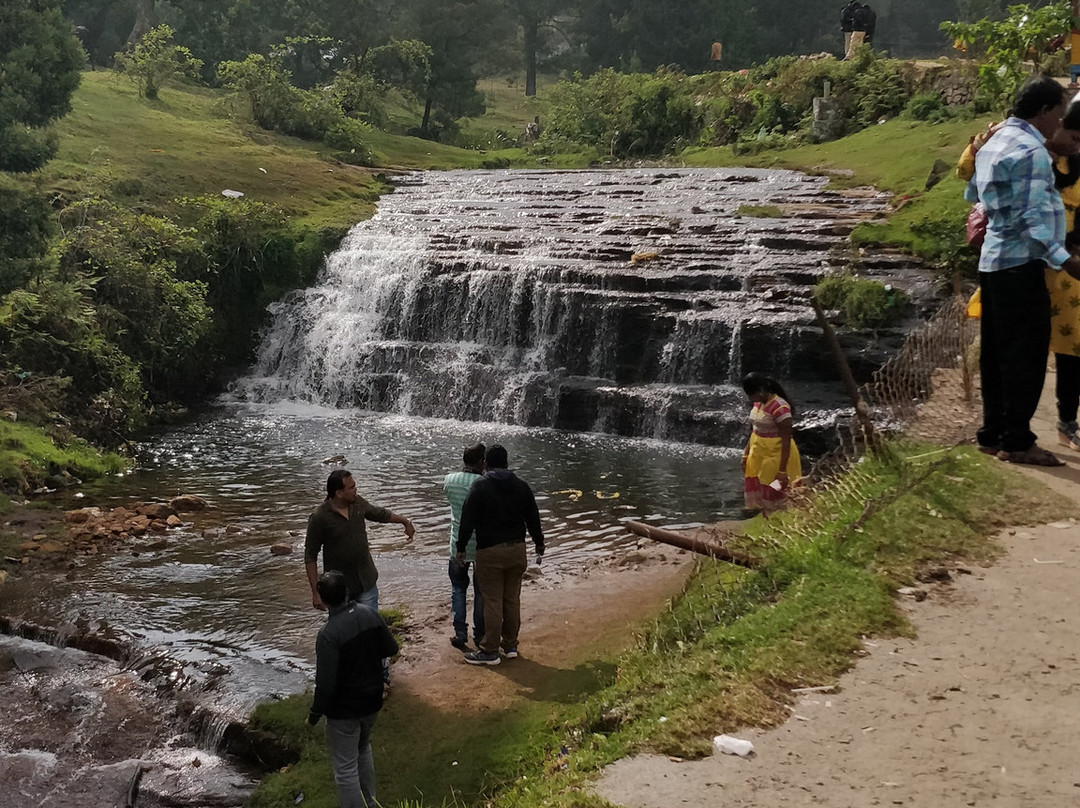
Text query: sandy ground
390 543 696 712
594 370 1080 808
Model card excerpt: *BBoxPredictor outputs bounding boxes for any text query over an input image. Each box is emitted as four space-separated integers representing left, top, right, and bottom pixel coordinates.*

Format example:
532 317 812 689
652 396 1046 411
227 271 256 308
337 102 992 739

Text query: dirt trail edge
595 371 1080 808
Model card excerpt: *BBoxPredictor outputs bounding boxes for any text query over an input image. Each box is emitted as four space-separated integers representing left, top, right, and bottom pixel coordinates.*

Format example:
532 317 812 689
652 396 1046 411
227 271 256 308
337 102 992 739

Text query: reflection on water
2 401 741 714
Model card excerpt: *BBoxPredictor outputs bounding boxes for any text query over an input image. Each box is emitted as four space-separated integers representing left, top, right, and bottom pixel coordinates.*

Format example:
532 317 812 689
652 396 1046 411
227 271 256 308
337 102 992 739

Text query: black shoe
463 650 501 666
450 635 468 651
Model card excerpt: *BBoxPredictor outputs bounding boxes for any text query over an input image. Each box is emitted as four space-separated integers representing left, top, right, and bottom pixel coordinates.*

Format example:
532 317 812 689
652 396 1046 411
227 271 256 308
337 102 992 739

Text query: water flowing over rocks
239 168 931 446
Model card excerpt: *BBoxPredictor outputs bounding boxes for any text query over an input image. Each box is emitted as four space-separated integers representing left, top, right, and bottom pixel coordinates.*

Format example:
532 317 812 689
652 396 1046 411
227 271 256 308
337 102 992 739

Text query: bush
814 273 909 329
114 25 203 100
904 91 953 123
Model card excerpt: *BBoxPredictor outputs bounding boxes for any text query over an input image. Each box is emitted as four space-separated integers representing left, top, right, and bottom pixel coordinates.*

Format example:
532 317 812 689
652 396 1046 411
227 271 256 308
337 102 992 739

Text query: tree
0 0 84 293
115 23 203 99
398 0 511 137
0 0 86 172
941 1 1072 111
503 0 573 96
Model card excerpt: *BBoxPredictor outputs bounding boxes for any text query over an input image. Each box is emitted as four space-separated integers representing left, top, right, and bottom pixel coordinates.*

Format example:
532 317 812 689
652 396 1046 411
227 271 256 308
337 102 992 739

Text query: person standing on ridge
307 570 399 808
305 468 414 690
840 0 859 56
847 2 870 58
965 75 1080 466
456 444 544 666
444 443 486 651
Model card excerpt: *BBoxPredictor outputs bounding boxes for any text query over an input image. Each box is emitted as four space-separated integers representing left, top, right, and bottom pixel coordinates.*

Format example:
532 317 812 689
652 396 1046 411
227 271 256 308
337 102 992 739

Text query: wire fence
808 293 981 483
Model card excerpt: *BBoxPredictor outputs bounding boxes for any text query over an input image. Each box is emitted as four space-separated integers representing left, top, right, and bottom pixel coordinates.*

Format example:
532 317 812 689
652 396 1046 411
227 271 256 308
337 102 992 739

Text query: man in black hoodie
308 570 400 808
840 0 859 55
456 444 544 666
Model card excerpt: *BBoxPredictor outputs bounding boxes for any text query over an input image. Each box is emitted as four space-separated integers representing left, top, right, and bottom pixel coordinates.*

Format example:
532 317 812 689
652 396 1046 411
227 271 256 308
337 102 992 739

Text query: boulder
136 503 176 520
169 495 209 513
166 515 182 528
269 543 293 556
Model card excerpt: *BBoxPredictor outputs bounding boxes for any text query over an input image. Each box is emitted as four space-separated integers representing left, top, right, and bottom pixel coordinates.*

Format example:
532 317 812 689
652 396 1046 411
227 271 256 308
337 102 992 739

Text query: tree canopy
0 0 86 172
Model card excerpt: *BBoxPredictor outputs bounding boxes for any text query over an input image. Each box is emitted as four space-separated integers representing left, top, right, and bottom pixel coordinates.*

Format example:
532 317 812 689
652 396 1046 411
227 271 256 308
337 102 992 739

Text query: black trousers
978 263 1050 452
1056 351 1080 424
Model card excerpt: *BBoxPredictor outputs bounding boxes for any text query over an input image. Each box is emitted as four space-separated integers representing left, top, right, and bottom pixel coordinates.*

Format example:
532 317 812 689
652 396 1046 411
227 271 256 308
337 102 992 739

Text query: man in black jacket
456 444 544 666
840 0 859 55
308 570 400 808
852 3 876 50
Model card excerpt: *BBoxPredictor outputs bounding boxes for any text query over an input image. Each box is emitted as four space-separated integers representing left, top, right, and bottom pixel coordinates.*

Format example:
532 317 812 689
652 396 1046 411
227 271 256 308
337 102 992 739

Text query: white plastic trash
713 734 754 757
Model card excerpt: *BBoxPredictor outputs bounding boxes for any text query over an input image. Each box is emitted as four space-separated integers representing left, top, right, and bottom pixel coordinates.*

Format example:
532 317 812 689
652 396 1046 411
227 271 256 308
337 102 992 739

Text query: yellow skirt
744 433 802 512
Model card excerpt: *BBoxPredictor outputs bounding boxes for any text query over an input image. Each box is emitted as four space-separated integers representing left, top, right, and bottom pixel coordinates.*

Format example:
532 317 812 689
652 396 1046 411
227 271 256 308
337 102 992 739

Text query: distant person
305 469 414 690
456 444 544 666
525 115 540 140
965 75 1080 466
307 570 399 808
741 372 802 516
444 443 486 651
860 3 877 45
840 0 859 55
846 2 871 58
710 40 723 66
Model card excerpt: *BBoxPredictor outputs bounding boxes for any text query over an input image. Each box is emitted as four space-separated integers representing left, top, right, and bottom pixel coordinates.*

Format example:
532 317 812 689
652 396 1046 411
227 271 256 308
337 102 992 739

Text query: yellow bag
965 287 981 319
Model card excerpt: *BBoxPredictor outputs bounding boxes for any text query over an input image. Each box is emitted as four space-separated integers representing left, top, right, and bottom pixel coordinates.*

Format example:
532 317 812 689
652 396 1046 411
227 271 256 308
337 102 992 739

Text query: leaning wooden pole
811 297 881 451
623 521 761 569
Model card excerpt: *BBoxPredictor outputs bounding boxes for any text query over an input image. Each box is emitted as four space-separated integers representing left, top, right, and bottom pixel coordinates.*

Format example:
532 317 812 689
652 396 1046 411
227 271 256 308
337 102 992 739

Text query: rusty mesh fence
806 293 981 484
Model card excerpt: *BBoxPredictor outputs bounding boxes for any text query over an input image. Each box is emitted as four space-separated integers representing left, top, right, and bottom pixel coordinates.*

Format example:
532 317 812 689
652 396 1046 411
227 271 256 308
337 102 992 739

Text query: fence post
811 297 881 452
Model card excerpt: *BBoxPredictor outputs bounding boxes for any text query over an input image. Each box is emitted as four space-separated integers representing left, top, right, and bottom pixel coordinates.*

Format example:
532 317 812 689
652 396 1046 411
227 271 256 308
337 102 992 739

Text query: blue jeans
448 557 484 644
352 585 390 683
325 713 378 808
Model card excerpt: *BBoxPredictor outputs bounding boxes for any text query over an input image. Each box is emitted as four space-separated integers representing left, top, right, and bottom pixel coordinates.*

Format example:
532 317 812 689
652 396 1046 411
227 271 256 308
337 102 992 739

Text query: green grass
35 72 586 233
736 203 785 218
0 420 127 493
245 443 1073 808
680 113 1000 265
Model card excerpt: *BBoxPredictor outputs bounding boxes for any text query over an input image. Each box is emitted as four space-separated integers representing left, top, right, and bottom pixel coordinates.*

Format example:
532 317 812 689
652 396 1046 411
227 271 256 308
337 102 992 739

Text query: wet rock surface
0 636 260 807
242 168 937 445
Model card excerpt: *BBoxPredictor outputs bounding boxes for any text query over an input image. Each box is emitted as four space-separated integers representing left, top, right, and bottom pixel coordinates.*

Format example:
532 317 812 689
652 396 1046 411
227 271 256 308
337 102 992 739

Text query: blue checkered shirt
964 117 1070 272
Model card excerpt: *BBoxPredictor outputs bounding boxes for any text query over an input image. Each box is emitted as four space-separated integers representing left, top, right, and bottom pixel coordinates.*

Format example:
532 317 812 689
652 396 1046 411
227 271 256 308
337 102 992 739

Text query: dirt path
594 370 1080 807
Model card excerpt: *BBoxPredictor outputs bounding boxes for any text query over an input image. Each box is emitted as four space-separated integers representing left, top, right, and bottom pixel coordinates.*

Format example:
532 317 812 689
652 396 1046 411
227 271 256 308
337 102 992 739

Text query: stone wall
901 59 978 107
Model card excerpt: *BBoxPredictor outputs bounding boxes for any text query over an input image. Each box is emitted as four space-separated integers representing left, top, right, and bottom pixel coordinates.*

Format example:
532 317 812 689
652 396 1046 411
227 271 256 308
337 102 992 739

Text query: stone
65 508 99 524
270 543 293 556
166 515 182 528
136 503 176 520
169 495 209 512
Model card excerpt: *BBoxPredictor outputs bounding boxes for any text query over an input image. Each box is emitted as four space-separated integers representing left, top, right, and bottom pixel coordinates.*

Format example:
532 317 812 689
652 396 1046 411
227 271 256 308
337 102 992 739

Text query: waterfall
238 168 894 445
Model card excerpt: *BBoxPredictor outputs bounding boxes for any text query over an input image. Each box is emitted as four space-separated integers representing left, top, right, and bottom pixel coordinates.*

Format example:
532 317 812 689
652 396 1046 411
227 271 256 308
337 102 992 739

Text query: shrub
114 25 203 100
814 273 909 329
904 91 953 123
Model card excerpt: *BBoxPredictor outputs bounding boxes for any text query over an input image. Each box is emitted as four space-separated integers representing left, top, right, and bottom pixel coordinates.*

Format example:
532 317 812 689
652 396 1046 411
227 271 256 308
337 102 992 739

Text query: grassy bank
248 443 1072 808
38 72 583 233
682 112 997 265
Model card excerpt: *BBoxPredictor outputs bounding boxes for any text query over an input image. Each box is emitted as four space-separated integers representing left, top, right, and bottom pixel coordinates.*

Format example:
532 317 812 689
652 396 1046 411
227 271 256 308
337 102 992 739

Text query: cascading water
239 168 895 446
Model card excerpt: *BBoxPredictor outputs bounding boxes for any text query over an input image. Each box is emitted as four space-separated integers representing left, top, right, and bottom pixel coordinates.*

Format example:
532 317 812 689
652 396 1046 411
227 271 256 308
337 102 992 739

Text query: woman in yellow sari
741 372 802 516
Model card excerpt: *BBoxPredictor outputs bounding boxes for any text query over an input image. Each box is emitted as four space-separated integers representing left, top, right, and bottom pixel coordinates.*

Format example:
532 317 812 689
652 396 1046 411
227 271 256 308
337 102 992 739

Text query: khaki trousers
845 30 865 60
475 541 527 654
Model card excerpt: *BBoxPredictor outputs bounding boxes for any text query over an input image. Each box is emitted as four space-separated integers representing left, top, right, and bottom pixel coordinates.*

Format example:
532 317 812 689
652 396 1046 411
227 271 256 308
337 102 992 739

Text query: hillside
35 72 561 232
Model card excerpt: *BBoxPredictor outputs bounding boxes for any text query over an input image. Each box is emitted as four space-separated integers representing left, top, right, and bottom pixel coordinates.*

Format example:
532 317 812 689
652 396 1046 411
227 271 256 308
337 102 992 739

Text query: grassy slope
682 113 1000 257
37 72 581 234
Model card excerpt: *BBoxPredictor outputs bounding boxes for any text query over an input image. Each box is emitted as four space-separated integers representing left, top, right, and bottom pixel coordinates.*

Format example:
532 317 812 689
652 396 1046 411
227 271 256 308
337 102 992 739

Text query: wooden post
811 297 881 451
623 520 760 569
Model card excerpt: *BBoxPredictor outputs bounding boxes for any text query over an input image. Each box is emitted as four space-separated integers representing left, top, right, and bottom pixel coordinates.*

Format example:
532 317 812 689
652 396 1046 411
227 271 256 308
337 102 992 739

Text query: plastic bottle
713 734 755 757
